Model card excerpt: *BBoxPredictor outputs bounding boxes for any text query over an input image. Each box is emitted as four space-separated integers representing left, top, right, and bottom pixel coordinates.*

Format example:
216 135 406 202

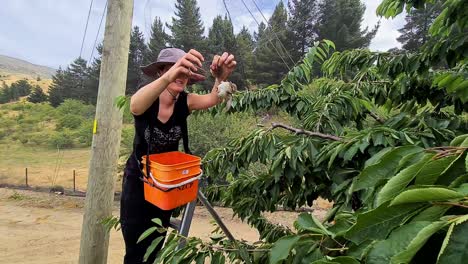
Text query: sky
0 0 406 69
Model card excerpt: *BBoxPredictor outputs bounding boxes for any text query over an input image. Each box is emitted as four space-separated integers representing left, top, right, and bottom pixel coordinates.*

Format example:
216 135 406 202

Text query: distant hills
0 55 56 78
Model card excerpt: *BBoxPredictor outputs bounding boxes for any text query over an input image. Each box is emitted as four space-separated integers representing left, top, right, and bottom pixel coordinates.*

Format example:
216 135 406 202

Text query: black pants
120 169 173 264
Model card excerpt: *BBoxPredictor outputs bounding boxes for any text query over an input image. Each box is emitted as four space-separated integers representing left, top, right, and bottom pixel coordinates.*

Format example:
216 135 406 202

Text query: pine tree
317 0 378 51
10 79 33 97
287 0 320 59
253 2 293 86
254 22 266 44
236 26 255 88
145 17 169 63
84 44 103 105
207 15 236 56
397 2 443 52
167 0 205 52
67 57 89 101
126 26 148 95
48 68 66 107
27 85 48 103
0 82 10 104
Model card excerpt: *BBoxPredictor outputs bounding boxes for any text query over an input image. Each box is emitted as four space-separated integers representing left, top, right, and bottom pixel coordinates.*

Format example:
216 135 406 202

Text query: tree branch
270 122 342 141
368 111 385 123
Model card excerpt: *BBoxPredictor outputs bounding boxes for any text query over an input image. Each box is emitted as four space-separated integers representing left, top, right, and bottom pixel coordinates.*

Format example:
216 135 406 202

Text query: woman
120 47 237 263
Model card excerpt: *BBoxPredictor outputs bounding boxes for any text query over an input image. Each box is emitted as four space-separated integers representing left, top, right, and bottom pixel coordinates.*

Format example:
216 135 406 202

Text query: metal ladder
169 188 236 249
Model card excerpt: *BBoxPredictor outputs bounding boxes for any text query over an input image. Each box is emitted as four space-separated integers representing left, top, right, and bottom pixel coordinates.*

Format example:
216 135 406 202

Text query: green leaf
390 187 464 206
438 217 468 264
269 235 301 264
367 221 432 264
151 218 163 227
323 39 336 50
415 155 459 185
137 227 157 244
312 256 360 264
411 205 452 222
376 154 432 206
355 146 423 191
345 202 422 244
143 236 164 262
296 213 334 236
391 221 448 263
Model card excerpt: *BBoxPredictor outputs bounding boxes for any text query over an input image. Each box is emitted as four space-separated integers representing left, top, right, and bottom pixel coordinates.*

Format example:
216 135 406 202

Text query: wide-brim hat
140 47 204 84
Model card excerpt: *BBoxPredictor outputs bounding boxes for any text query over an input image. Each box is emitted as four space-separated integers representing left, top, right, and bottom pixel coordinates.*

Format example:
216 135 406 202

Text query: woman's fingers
185 53 203 68
180 58 197 72
225 54 235 65
227 61 237 68
188 49 204 62
218 52 229 66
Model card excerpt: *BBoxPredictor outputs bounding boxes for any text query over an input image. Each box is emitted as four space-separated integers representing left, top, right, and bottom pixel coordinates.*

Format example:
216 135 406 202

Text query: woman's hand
210 52 237 81
161 49 205 83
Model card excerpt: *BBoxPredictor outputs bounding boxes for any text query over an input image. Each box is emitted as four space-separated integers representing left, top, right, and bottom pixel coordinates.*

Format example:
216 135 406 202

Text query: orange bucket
141 151 202 210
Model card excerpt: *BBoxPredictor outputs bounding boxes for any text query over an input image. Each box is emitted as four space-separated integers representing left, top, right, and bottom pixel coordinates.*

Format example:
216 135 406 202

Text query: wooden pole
25 168 28 187
78 0 133 263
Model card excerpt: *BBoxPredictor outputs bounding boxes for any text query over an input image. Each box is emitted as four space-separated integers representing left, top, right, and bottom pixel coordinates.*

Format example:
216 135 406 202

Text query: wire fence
0 166 124 193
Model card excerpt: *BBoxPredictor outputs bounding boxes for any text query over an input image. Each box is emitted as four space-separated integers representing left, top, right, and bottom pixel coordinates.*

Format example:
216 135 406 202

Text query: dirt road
0 188 315 263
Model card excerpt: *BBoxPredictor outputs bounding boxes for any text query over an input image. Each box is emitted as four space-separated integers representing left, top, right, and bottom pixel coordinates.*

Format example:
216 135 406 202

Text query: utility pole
78 0 133 263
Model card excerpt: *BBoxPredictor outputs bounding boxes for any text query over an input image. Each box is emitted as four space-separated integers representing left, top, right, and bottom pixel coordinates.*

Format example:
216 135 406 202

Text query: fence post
25 168 28 187
73 170 76 192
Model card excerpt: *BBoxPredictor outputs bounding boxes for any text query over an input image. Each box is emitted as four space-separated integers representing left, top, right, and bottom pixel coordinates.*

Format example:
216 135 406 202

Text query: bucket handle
149 171 203 189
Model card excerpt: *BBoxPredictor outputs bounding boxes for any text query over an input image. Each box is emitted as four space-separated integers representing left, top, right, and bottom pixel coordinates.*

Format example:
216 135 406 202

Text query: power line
79 0 95 59
251 0 296 66
88 0 108 66
238 0 291 71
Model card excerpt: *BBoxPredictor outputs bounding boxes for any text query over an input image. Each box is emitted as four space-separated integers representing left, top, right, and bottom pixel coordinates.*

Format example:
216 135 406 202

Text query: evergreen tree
287 0 320 59
207 15 236 56
145 17 169 63
397 2 443 52
236 26 255 88
253 2 293 86
27 85 48 103
10 79 33 97
67 57 89 101
126 26 148 95
254 22 266 44
0 82 10 103
84 44 103 105
48 68 67 107
317 0 378 51
167 0 205 52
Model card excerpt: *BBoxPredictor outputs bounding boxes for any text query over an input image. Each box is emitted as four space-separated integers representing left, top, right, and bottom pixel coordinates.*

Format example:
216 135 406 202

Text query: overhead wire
79 0 95 59
251 0 296 66
88 0 108 67
238 0 292 71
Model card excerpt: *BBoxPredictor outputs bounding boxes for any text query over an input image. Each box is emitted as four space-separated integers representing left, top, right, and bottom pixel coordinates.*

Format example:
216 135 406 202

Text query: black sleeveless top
125 91 190 175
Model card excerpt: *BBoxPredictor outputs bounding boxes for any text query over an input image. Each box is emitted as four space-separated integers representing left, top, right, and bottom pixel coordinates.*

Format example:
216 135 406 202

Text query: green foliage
397 1 443 52
151 1 468 262
126 26 148 95
27 85 48 103
56 114 84 130
166 0 205 52
145 17 170 64
317 0 378 51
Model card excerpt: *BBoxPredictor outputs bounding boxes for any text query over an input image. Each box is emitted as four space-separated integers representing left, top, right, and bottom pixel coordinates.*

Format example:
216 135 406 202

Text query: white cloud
363 0 406 51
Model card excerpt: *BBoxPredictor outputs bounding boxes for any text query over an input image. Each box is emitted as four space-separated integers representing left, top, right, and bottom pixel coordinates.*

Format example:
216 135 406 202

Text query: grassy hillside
0 72 52 92
0 54 56 78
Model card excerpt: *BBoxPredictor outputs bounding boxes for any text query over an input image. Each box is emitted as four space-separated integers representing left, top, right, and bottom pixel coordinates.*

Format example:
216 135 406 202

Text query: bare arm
188 52 237 111
130 77 170 116
187 78 222 111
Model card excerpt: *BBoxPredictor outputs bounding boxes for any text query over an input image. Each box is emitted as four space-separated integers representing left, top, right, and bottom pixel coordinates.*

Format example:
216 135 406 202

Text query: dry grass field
0 71 52 93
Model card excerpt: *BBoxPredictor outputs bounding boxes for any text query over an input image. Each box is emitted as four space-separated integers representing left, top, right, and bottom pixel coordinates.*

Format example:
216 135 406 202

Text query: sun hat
140 47 205 84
